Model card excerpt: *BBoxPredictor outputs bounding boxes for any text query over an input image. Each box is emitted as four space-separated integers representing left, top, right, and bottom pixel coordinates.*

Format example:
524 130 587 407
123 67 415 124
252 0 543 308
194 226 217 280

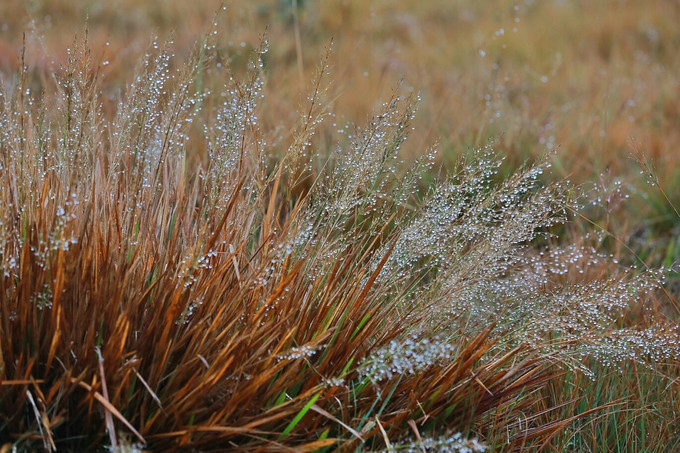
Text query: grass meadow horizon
1 1 679 451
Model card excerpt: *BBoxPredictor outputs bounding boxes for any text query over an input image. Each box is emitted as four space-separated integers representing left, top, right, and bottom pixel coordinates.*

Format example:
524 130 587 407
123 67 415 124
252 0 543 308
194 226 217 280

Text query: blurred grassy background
1 0 679 257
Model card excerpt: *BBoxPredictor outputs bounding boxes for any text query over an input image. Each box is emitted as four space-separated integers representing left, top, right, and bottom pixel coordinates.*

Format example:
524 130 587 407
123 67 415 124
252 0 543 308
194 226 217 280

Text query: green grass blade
279 391 322 439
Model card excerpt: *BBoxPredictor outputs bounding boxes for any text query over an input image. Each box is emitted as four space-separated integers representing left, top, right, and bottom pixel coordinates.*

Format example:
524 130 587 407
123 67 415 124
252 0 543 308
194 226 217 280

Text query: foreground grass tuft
0 37 678 451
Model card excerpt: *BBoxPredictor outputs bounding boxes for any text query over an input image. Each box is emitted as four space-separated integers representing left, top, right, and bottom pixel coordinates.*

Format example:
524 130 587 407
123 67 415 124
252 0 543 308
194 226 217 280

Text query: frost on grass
376 432 486 453
319 96 415 218
575 325 680 368
360 335 458 382
205 45 268 208
355 148 679 383
375 149 567 296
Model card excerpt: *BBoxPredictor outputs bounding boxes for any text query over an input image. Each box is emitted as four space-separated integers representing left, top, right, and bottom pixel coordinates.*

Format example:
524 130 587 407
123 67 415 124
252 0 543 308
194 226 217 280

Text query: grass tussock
0 35 679 452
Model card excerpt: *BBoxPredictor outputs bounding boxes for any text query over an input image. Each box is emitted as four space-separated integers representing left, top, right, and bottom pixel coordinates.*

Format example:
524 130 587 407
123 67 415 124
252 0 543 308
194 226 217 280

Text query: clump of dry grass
0 35 678 452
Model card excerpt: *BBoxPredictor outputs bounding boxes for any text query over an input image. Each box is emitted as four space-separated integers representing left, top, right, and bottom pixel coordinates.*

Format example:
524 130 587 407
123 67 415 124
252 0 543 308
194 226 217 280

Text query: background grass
3 0 679 249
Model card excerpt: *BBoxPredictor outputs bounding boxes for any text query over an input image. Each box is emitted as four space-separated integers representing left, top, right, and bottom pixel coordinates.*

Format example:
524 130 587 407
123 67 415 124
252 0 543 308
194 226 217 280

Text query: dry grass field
1 1 679 451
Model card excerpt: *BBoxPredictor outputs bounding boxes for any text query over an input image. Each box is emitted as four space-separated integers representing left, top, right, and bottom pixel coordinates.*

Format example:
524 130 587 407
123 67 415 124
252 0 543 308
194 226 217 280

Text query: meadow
0 1 679 451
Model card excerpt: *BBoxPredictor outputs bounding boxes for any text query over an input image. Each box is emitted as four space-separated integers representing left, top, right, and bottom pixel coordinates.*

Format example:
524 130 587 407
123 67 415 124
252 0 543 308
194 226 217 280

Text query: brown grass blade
72 378 146 445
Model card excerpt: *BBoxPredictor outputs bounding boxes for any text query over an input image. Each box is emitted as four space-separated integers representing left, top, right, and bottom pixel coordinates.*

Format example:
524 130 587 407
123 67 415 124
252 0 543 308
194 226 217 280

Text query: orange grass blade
72 378 146 445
